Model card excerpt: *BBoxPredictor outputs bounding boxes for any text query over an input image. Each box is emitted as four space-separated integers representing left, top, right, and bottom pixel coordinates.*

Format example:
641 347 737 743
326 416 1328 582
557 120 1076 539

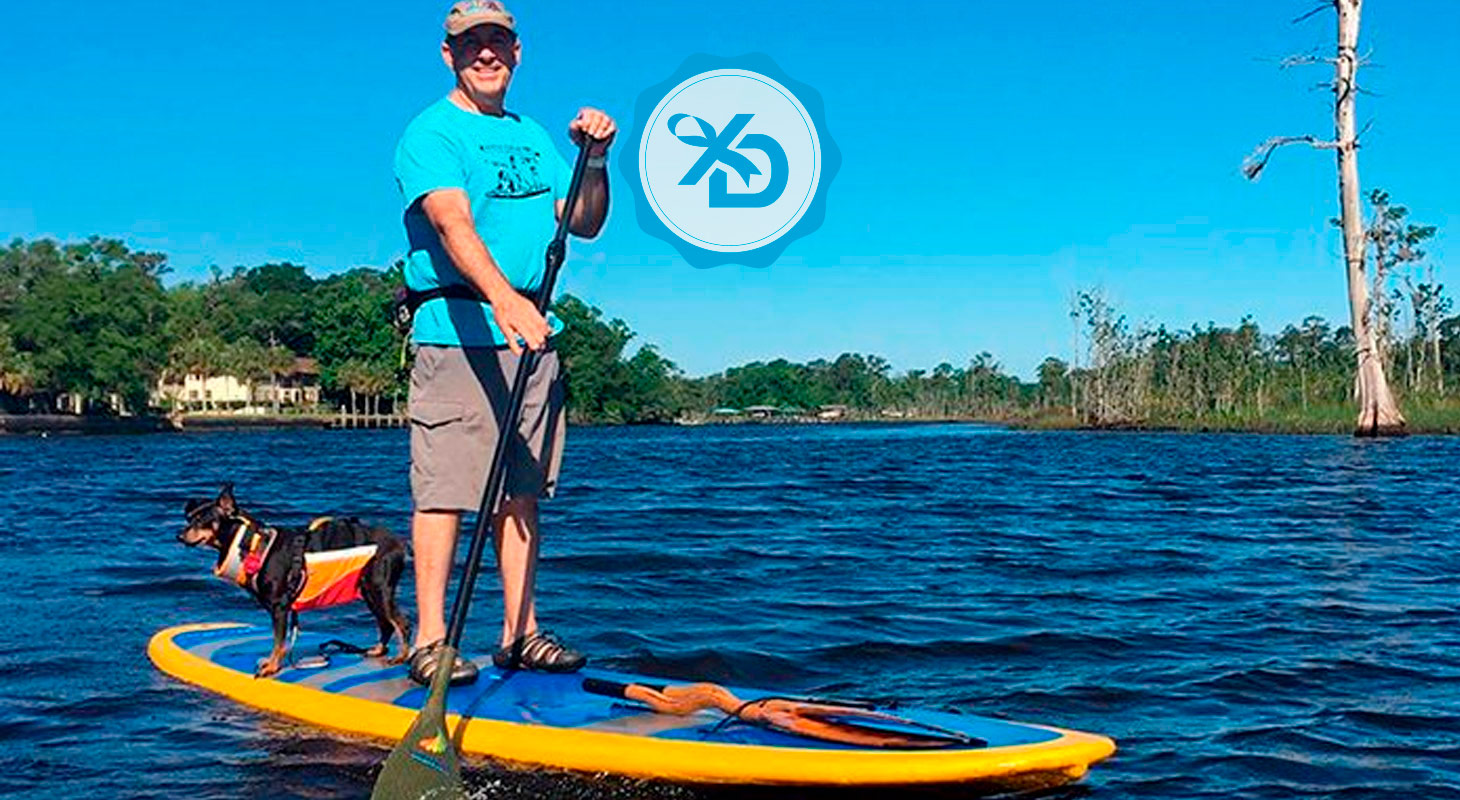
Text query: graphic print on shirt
480 144 550 199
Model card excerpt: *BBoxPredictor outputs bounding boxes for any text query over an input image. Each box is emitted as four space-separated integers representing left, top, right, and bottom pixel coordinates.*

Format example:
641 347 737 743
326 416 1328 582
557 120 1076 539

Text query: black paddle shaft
446 139 598 649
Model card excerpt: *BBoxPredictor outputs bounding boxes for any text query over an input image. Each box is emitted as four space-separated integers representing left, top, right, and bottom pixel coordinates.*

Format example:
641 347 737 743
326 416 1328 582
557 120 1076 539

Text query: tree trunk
1335 0 1404 436
1370 235 1391 374
1434 335 1445 394
1069 303 1080 421
1407 336 1416 395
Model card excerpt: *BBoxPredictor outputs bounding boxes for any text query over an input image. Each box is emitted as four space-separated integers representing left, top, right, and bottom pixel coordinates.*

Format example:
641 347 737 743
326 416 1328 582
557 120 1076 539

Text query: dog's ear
217 483 236 515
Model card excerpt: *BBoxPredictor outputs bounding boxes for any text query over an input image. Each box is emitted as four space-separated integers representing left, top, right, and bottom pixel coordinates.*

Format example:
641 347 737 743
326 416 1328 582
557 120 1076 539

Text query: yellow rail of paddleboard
149 623 1116 787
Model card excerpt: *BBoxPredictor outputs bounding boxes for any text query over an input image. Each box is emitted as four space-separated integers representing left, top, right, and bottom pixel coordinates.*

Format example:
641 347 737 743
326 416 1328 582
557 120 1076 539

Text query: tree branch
1292 2 1333 24
1280 51 1332 69
1242 135 1340 180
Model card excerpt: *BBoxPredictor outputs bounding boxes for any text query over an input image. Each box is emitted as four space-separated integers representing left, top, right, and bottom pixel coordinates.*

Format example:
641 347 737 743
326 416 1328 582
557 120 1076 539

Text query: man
394 0 614 685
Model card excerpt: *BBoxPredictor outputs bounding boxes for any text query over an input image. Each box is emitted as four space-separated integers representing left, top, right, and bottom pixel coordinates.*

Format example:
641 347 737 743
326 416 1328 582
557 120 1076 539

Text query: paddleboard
149 622 1114 790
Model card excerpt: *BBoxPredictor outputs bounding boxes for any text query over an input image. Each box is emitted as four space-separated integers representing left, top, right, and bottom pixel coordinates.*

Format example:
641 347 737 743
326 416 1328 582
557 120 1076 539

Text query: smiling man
394 0 614 686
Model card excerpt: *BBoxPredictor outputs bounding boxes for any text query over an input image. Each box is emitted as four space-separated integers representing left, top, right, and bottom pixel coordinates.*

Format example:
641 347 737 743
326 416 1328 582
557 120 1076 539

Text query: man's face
443 24 520 97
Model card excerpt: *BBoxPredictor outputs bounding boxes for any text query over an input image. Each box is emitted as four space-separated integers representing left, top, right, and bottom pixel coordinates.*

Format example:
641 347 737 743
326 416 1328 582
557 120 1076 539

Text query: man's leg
411 509 461 648
496 495 540 647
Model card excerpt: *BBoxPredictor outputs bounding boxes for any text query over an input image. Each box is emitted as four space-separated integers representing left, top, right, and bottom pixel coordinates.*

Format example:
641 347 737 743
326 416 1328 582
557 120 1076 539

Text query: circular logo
637 69 823 254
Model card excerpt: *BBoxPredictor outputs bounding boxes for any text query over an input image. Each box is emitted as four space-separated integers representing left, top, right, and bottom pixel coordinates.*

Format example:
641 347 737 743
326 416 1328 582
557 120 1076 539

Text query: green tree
550 294 686 423
7 238 169 413
311 266 404 405
1037 357 1070 410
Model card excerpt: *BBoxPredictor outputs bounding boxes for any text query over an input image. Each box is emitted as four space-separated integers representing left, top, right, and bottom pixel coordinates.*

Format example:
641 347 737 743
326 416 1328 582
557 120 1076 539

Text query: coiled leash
283 635 379 671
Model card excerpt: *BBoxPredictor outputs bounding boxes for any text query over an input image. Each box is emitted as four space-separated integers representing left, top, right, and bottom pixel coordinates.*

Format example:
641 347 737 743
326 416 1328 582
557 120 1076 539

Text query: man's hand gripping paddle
371 138 599 800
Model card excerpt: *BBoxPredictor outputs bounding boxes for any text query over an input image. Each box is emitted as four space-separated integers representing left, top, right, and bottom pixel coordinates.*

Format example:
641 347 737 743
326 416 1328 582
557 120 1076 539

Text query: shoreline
0 413 333 435
5 411 1459 436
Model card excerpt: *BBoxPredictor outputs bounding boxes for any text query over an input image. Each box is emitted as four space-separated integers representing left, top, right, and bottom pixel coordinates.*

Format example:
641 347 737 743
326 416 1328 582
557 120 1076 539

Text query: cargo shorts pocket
409 400 465 429
409 400 478 510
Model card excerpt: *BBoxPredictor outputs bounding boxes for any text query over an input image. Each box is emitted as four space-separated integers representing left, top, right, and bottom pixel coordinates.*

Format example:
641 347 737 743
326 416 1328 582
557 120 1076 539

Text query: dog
178 483 411 677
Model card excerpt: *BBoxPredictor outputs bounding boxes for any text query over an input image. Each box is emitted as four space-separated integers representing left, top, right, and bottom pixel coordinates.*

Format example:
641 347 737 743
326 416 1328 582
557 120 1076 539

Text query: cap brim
445 13 516 37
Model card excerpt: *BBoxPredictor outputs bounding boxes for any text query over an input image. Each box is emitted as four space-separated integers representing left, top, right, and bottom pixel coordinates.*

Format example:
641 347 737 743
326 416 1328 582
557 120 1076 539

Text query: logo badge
623 55 840 268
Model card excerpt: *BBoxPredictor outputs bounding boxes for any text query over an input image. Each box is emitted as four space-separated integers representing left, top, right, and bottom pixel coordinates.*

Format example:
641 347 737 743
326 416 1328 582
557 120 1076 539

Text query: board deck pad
150 622 1114 789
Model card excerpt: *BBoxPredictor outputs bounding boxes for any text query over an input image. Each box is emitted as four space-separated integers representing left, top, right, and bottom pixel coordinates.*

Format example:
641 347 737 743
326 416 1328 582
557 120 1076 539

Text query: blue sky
2 0 1456 378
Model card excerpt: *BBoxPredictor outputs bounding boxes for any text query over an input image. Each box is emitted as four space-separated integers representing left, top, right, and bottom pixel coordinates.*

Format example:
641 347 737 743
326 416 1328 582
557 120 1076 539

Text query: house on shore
256 358 322 408
743 404 780 420
153 357 321 412
818 404 848 421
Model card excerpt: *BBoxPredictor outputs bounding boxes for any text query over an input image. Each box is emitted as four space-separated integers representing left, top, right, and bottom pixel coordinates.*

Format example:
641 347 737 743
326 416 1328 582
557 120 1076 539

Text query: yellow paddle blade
371 646 465 800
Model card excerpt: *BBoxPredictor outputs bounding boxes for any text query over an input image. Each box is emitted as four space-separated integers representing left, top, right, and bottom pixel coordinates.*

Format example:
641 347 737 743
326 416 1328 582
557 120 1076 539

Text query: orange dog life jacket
215 517 377 611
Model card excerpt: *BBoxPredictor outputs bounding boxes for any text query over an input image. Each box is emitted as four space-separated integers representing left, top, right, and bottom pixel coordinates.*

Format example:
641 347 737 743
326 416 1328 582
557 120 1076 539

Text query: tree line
0 238 406 416
3 230 1454 429
1061 188 1453 430
0 237 693 424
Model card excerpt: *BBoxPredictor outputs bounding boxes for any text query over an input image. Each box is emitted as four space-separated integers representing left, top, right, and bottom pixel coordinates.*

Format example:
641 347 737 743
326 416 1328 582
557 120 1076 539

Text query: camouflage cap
444 0 515 37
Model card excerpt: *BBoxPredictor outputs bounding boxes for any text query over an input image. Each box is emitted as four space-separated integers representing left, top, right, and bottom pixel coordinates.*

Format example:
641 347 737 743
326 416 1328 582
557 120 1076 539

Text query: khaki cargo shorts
408 345 566 511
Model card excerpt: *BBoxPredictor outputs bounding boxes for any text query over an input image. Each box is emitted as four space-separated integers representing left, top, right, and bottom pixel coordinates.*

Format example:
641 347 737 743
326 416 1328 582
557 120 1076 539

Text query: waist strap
392 285 544 331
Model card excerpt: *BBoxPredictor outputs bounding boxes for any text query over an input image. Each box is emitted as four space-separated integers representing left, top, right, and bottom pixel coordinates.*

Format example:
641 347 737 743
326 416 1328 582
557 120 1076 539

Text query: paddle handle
446 139 599 649
583 677 666 698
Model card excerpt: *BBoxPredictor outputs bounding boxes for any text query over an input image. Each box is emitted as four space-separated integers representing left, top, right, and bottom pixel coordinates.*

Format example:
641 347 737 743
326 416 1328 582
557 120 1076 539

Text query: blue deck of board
173 624 1059 751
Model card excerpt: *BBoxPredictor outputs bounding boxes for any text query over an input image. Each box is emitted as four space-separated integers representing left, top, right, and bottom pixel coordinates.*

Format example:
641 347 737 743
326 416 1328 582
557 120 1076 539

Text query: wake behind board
149 623 1114 791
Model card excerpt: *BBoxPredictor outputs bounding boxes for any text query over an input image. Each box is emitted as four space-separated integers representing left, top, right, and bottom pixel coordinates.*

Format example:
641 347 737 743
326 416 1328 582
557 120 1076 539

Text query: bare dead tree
1242 0 1405 436
1367 191 1399 377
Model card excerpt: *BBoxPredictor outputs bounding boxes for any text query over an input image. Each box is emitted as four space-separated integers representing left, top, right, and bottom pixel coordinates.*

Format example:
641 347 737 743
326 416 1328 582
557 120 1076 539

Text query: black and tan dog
178 483 411 677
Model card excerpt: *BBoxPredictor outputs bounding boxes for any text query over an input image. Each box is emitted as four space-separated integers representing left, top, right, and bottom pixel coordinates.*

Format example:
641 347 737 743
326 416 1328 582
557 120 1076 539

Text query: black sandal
493 631 586 673
408 640 480 686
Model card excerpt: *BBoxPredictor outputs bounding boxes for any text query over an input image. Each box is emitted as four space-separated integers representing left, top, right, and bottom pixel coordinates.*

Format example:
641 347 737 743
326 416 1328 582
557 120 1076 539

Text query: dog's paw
254 660 282 679
365 644 387 658
385 650 409 666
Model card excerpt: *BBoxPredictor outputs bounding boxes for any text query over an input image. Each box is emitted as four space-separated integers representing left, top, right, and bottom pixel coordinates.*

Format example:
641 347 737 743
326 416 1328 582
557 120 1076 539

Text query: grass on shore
1015 399 1460 435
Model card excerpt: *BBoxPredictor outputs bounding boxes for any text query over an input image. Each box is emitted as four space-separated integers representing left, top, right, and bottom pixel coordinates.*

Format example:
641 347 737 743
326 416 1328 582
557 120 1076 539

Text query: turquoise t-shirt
394 98 570 347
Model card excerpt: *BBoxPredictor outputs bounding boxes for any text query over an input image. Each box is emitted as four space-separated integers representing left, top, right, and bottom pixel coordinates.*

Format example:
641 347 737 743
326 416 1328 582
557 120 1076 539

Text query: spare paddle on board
582 678 987 749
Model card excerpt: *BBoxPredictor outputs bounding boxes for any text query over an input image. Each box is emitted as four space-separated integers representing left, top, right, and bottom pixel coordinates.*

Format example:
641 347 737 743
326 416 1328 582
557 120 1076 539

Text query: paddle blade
371 647 465 800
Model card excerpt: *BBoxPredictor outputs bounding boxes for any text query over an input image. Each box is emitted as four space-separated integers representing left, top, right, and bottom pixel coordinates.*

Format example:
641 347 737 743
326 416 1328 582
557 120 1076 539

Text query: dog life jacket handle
213 516 334 591
214 518 277 588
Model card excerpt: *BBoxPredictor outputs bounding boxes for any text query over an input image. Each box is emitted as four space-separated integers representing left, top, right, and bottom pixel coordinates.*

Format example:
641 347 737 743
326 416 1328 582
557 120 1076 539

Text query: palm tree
0 331 36 410
262 345 295 414
166 334 227 411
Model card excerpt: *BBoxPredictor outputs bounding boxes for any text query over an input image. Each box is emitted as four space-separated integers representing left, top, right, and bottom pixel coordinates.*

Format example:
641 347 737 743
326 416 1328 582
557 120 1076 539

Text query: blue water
1 424 1457 799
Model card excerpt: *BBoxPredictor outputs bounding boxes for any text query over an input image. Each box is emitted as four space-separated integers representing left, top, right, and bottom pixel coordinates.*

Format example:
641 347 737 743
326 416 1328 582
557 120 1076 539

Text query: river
1 424 1455 798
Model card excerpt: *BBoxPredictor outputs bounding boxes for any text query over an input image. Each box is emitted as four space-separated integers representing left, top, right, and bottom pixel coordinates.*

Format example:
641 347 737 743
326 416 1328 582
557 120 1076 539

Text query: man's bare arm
557 168 608 238
420 188 550 355
557 107 616 238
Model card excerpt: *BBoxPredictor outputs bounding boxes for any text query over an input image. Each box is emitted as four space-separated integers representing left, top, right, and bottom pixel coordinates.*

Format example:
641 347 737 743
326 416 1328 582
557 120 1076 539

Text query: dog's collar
214 518 277 588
